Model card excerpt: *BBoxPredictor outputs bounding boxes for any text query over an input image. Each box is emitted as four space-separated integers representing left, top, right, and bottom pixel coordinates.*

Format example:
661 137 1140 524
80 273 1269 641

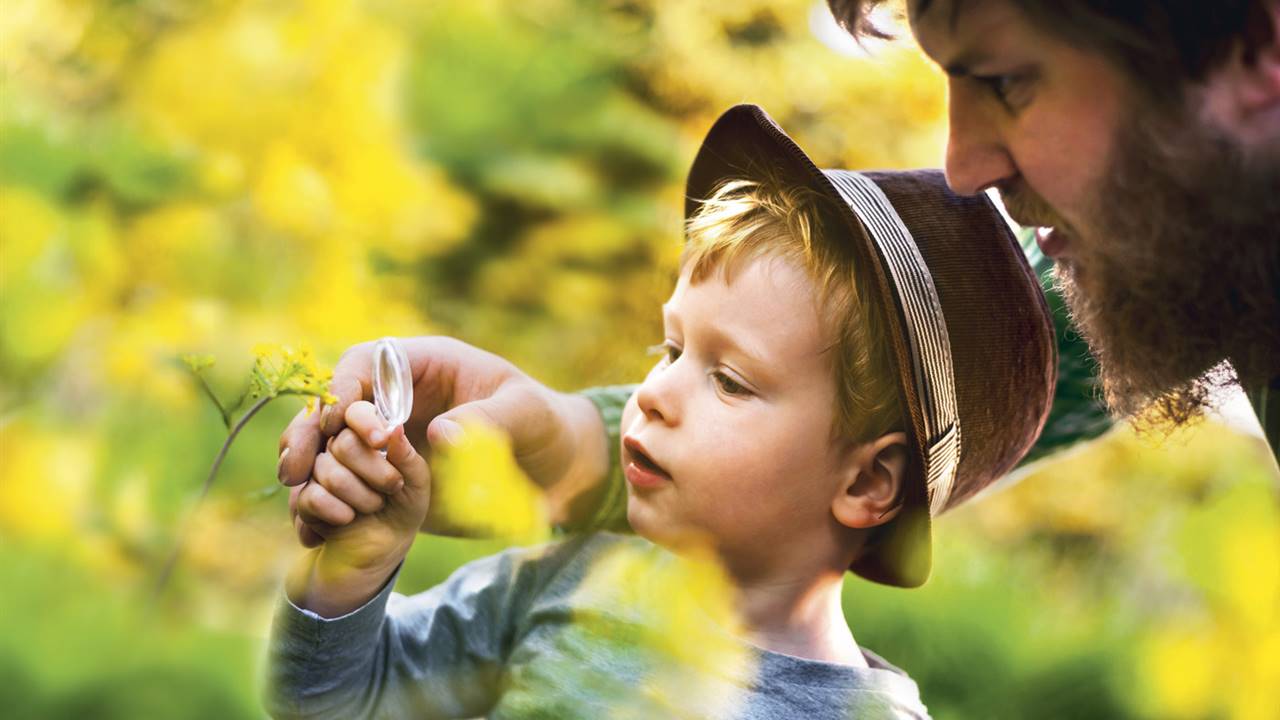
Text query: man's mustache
996 182 1070 231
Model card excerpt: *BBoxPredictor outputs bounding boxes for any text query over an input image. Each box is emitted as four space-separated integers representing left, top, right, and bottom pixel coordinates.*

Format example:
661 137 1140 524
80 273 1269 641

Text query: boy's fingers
314 451 389 515
296 479 357 527
296 515 328 547
385 425 430 494
289 484 331 546
277 406 323 487
329 427 404 494
345 401 392 448
320 344 375 436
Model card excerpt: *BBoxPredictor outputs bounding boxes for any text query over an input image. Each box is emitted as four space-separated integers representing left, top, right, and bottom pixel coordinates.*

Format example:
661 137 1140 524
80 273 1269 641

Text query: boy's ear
831 432 910 530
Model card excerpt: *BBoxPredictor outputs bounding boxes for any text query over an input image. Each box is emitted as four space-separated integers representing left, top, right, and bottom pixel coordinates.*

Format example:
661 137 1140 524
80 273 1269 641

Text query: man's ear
1200 1 1280 146
831 431 910 530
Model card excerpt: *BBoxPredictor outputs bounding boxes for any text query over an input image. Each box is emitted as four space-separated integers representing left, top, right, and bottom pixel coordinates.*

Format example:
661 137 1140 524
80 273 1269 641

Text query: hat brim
684 104 936 587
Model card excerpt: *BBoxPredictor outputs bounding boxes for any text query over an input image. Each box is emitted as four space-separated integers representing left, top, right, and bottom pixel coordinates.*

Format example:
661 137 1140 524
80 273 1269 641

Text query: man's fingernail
276 447 291 482
320 403 333 428
437 419 464 446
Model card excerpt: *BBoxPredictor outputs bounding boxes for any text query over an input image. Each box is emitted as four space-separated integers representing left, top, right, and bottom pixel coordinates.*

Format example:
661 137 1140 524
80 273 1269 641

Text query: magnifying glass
372 337 412 452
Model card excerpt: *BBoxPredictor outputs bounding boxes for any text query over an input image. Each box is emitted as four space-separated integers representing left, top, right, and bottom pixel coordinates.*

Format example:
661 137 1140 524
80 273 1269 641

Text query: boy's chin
626 501 663 544
627 503 720 555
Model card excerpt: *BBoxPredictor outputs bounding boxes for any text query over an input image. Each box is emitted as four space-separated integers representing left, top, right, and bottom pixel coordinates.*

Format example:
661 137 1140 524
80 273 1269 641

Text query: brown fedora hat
685 104 1056 588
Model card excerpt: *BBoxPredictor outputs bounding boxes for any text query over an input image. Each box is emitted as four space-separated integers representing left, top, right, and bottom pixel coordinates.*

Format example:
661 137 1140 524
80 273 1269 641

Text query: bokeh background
1 0 1277 718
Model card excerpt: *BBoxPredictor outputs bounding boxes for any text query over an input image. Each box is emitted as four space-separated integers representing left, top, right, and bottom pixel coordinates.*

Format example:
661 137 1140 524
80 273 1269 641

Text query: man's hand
277 337 608 545
286 401 432 617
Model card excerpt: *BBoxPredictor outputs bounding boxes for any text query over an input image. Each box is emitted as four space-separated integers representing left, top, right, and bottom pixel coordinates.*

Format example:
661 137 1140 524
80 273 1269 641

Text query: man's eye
973 72 1033 109
714 372 748 396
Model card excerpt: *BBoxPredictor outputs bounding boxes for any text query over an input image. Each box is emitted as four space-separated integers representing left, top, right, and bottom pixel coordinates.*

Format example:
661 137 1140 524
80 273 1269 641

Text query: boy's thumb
428 385 544 453
427 415 468 450
386 425 430 495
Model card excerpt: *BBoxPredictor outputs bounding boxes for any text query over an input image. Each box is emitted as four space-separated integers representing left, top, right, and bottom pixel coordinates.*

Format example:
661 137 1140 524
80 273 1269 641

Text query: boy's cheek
620 393 640 436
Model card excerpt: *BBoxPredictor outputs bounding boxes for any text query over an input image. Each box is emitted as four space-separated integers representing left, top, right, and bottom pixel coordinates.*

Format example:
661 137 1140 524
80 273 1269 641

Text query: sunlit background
1 1 1277 718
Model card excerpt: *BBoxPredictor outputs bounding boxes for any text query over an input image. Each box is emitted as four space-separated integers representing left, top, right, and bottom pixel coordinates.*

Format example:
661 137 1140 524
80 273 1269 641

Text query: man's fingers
321 343 376 436
296 478 357 526
314 451 390 515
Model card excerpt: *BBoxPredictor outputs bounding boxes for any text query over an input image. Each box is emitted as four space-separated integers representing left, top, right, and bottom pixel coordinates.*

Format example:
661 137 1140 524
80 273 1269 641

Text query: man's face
910 0 1280 426
619 255 857 577
910 0 1122 256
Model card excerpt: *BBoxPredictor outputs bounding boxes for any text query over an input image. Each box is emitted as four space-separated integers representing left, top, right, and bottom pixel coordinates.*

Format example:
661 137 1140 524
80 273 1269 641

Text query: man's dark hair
829 1 1274 95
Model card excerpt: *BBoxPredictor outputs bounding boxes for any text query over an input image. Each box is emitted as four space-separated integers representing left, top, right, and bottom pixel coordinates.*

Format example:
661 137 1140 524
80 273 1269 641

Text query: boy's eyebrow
662 303 774 377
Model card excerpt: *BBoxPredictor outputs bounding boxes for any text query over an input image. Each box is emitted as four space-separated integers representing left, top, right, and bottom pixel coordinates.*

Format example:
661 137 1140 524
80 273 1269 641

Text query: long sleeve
562 384 635 534
264 549 536 720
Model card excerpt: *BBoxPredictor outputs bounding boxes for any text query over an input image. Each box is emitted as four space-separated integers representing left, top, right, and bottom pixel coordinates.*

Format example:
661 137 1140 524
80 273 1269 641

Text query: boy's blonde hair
682 175 902 444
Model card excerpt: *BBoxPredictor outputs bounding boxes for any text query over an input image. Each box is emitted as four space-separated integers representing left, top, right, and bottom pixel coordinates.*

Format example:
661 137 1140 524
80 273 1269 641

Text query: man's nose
944 80 1017 196
634 361 682 426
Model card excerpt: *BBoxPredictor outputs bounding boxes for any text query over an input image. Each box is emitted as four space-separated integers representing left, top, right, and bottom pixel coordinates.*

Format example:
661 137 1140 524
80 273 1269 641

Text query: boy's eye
714 372 748 396
646 341 681 364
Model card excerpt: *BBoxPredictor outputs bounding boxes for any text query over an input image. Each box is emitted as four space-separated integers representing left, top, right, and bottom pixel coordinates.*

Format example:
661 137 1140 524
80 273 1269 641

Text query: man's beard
1048 102 1280 431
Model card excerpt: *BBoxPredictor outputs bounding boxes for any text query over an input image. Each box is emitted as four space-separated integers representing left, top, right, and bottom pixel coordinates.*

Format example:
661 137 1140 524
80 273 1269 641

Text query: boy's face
620 254 857 572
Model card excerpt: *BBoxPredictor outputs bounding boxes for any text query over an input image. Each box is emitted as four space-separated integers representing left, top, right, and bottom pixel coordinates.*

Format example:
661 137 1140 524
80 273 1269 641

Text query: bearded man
834 0 1280 438
278 0 1279 544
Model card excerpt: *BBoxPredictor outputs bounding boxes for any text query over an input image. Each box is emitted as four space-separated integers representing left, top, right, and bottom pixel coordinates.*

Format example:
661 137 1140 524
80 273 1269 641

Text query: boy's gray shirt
265 532 931 720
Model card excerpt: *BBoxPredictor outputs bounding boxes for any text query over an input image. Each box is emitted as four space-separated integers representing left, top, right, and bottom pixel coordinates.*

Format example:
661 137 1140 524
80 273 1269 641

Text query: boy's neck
728 565 867 668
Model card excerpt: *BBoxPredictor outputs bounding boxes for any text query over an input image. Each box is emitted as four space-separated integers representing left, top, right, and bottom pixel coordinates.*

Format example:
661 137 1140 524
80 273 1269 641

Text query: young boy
265 104 1056 719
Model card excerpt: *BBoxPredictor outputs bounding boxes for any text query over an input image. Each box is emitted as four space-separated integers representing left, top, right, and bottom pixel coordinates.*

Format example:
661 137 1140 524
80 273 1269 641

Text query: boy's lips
622 435 672 488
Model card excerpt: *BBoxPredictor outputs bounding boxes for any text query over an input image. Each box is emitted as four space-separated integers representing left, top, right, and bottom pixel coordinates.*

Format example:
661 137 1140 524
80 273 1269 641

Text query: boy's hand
286 401 431 616
277 336 608 544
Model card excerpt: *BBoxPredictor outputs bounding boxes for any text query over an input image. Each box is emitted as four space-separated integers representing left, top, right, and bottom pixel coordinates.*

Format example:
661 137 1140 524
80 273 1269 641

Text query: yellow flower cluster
248 343 337 407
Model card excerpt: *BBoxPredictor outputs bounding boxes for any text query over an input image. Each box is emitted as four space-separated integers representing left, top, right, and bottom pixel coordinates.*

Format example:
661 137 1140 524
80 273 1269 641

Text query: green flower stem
194 372 232 430
153 394 275 598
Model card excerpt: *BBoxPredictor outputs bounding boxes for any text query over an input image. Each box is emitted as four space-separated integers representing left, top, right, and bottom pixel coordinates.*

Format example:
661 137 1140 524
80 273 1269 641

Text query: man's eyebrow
942 50 985 77
912 0 963 32
913 0 980 76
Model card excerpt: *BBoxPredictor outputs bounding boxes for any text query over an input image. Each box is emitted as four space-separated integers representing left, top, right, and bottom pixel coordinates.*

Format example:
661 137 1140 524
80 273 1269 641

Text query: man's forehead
908 0 1030 70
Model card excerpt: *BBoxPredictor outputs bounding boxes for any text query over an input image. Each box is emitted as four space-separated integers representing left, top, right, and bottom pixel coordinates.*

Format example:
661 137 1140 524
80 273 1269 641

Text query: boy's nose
635 363 682 426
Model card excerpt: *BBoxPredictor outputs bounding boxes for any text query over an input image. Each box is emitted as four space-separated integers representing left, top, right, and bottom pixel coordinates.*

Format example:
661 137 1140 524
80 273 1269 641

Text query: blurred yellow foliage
571 538 755 717
1 1 1275 716
967 424 1280 720
430 419 551 541
1141 621 1220 719
0 420 95 541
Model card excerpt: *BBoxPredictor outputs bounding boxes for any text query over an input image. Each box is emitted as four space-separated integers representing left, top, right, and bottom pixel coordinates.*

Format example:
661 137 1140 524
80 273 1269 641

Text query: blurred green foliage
1 0 1276 718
